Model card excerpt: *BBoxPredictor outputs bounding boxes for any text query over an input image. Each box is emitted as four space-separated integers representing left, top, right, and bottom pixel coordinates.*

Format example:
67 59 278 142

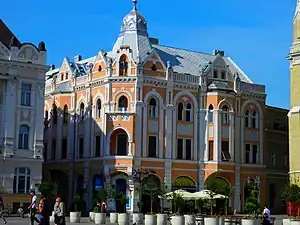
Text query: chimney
50 64 55 70
149 37 159 45
74 55 82 62
213 50 225 56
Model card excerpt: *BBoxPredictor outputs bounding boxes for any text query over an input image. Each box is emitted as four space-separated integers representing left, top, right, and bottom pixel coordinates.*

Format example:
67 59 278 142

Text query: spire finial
132 0 137 10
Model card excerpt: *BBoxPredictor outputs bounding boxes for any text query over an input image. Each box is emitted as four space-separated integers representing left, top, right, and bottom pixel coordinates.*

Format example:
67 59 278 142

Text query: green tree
244 190 260 216
281 183 300 203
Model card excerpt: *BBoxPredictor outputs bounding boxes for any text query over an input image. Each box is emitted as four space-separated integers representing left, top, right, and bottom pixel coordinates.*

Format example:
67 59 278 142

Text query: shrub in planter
282 183 300 217
70 195 82 223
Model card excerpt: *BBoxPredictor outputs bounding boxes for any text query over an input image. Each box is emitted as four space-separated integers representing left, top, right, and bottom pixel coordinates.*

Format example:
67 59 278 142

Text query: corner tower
288 0 300 181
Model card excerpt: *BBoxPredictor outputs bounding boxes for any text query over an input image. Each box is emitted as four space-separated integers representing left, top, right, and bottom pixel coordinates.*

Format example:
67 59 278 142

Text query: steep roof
0 19 21 49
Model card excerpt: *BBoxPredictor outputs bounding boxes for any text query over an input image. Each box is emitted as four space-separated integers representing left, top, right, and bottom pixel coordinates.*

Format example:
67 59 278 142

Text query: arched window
13 167 30 194
96 99 102 118
185 103 192 122
119 54 128 76
245 110 250 128
80 103 85 120
177 102 184 121
52 104 58 124
118 96 128 112
222 105 229 124
252 111 258 129
208 104 214 123
63 105 68 124
149 98 158 118
18 125 29 149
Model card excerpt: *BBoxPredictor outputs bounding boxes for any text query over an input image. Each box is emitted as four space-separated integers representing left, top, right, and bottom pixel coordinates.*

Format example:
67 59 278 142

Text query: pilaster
229 111 235 160
214 110 221 161
166 105 174 159
56 113 63 160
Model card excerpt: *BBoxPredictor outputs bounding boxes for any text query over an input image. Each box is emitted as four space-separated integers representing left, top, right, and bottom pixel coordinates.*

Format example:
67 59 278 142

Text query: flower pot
171 215 185 225
110 212 118 223
157 214 168 225
95 212 106 224
224 218 232 225
118 213 129 225
184 215 196 225
290 219 300 225
196 216 204 225
133 213 143 225
90 212 95 222
219 217 225 225
283 219 291 225
241 219 259 225
70 211 81 223
145 214 157 225
204 217 219 225
49 211 55 223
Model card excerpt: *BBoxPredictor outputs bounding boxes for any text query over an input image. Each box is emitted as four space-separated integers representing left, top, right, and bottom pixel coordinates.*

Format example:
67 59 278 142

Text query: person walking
53 197 65 225
0 197 7 224
28 190 39 225
262 205 272 225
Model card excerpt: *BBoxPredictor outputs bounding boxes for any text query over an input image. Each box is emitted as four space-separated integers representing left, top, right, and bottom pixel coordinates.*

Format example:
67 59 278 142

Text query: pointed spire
295 0 300 18
132 0 137 10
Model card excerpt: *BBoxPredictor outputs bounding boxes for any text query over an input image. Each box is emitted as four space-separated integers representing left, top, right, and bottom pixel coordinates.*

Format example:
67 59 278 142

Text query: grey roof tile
52 82 73 94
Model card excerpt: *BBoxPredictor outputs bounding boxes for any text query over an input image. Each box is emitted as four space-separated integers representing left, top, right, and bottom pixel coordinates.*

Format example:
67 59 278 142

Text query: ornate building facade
44 1 267 213
0 19 48 207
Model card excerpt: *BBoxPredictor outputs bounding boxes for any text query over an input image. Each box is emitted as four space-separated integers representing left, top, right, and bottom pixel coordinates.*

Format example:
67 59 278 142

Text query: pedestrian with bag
53 197 65 225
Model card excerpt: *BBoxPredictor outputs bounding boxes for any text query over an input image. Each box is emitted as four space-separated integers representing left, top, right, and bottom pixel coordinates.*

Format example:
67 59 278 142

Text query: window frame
185 139 192 160
118 96 128 113
20 83 32 106
149 98 158 119
185 103 192 122
13 167 31 194
148 135 158 158
177 102 184 121
177 138 184 159
208 105 214 123
18 125 30 150
96 99 102 118
222 105 229 125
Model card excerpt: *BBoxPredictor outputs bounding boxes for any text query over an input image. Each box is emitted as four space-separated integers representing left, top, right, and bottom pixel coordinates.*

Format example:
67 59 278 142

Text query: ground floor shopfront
43 158 268 214
0 158 43 212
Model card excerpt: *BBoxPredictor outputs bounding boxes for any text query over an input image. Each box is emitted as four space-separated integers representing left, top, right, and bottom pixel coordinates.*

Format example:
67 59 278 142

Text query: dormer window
151 64 157 71
119 54 128 76
221 71 226 79
213 70 218 78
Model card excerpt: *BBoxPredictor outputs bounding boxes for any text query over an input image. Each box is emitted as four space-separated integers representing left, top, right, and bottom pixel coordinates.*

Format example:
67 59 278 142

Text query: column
142 104 147 157
234 167 241 212
159 106 164 158
84 88 91 158
134 101 143 157
67 115 75 160
198 109 207 190
259 116 263 165
214 110 221 161
229 111 235 160
68 167 74 208
164 161 172 208
83 161 90 209
56 112 63 160
128 141 133 156
4 80 17 156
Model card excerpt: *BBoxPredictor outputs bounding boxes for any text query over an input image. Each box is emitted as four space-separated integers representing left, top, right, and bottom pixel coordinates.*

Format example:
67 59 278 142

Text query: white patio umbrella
159 189 194 200
192 189 228 199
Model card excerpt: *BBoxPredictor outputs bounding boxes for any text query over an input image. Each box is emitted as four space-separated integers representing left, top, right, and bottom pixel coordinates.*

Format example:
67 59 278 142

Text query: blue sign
94 177 104 190
126 195 131 209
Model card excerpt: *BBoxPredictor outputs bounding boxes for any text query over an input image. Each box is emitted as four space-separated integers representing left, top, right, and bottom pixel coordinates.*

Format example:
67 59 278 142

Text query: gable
59 57 72 72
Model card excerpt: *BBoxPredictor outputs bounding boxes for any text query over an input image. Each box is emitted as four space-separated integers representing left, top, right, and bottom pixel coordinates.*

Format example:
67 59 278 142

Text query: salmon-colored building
43 1 266 213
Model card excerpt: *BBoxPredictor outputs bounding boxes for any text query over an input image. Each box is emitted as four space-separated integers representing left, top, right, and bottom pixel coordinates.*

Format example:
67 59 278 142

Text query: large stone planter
118 213 129 225
133 213 143 225
171 215 185 225
290 220 300 225
90 212 95 222
184 215 196 225
70 212 81 223
50 211 55 224
196 216 204 225
95 213 106 224
145 214 157 225
219 217 225 225
224 218 232 225
204 217 219 225
157 214 167 225
241 219 259 225
110 212 118 223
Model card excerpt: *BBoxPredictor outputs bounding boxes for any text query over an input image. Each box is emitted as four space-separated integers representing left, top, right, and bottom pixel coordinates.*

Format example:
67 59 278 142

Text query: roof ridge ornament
132 0 137 10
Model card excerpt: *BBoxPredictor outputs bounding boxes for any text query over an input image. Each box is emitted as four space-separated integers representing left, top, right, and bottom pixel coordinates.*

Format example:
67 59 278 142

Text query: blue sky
1 0 295 109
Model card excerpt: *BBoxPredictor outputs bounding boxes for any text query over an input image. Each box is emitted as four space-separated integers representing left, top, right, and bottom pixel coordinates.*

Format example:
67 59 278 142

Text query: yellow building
43 1 268 213
288 0 300 181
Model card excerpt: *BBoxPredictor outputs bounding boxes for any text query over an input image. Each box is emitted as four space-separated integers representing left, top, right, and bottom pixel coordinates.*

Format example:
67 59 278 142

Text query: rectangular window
177 139 183 159
43 143 48 162
61 139 67 159
208 111 214 123
79 137 84 158
208 141 214 161
186 139 192 160
95 136 101 157
213 69 218 78
271 153 276 166
252 145 258 164
221 71 226 79
21 84 32 106
148 136 157 158
221 141 231 162
51 139 56 160
245 144 250 164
